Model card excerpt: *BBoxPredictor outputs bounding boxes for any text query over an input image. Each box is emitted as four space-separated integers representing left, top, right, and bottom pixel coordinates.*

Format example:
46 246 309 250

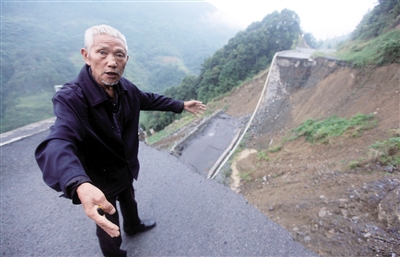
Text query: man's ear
81 48 91 65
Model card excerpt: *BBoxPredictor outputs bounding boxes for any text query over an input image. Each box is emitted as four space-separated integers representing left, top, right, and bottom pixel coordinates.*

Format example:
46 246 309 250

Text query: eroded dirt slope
227 63 400 256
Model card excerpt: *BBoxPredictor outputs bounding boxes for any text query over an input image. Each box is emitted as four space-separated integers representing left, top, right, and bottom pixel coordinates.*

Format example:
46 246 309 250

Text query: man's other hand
184 100 207 118
76 182 120 237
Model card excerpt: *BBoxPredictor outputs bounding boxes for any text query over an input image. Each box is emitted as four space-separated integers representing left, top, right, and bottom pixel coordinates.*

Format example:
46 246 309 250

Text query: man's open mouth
105 71 119 76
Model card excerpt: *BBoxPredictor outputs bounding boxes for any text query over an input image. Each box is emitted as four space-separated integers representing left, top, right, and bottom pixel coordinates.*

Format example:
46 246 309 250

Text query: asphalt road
1 130 319 257
178 112 241 176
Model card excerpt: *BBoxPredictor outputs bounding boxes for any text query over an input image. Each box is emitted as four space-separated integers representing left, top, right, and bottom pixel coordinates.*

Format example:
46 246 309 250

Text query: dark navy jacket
35 65 184 201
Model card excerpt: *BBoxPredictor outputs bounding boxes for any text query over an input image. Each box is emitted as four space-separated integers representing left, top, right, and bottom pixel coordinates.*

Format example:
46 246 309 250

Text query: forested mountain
1 1 238 132
337 0 400 67
351 0 400 40
145 9 302 132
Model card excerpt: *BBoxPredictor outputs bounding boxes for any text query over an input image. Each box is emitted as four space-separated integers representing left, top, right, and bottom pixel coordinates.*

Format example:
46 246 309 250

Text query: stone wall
249 56 344 138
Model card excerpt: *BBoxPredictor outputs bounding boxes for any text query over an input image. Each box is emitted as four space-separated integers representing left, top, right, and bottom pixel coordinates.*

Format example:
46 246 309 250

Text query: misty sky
206 0 378 40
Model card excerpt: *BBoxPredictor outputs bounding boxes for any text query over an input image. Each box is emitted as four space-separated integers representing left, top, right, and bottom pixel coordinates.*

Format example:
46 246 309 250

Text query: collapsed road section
171 111 241 176
171 48 339 181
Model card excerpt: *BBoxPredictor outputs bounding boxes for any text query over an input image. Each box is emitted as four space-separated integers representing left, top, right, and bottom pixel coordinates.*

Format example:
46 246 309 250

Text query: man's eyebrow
94 44 110 49
94 44 126 53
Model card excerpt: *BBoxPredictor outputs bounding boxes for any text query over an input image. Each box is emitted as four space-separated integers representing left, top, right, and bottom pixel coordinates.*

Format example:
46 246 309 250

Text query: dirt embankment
228 60 400 257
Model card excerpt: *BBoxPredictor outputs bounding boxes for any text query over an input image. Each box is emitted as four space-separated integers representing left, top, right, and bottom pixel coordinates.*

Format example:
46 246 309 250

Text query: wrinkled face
81 34 129 88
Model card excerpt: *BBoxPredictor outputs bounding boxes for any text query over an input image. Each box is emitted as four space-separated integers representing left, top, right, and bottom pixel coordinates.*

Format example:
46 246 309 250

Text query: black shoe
125 219 156 236
104 249 127 257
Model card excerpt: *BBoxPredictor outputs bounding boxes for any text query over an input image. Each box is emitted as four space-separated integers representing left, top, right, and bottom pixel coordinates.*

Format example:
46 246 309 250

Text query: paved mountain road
1 130 318 256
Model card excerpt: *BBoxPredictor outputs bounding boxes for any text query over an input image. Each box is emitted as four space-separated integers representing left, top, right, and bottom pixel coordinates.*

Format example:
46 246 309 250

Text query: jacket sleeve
138 90 184 113
35 88 91 200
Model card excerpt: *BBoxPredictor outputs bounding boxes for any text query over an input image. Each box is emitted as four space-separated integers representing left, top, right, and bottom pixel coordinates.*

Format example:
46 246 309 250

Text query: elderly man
35 24 206 257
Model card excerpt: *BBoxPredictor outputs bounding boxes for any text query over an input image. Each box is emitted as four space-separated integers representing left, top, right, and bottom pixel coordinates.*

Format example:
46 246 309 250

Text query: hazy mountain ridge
1 1 239 132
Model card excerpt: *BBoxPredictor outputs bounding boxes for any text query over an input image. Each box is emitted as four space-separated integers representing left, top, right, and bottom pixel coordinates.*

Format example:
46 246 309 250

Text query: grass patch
348 160 362 169
269 145 282 153
272 173 282 178
256 150 270 161
390 128 400 137
346 137 400 171
147 114 198 145
240 170 254 182
370 137 400 167
292 113 376 144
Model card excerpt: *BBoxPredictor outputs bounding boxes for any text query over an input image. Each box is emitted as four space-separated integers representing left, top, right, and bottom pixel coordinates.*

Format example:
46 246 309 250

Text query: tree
351 0 400 40
303 33 317 49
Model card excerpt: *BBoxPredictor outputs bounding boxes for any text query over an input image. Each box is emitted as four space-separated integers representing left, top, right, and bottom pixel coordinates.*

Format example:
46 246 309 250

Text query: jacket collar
77 64 128 107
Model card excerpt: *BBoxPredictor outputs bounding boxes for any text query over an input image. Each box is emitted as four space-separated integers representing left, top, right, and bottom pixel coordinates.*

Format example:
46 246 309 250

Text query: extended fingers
100 201 116 215
184 100 206 117
76 183 120 237
197 104 206 111
96 215 120 237
192 101 206 112
85 204 120 237
89 206 120 237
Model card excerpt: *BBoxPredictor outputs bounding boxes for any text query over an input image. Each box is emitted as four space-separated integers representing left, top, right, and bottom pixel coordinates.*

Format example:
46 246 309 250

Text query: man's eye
116 53 125 58
99 51 106 55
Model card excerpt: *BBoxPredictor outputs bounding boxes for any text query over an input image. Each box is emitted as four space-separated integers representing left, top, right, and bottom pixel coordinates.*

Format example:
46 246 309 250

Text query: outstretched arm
76 183 120 237
184 100 207 118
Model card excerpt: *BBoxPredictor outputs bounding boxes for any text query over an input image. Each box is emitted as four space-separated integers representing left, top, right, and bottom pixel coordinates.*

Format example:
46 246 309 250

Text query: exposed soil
152 63 400 256
226 63 400 257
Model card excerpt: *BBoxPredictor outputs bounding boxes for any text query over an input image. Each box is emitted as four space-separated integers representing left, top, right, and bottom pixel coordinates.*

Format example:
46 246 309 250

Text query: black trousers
96 184 141 257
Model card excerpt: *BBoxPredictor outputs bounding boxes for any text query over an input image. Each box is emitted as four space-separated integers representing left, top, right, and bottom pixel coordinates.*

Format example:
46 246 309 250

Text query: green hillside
337 0 400 67
1 1 238 132
145 9 302 132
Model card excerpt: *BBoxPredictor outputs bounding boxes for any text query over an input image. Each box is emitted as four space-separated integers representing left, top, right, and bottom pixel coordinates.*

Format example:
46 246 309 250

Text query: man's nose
107 55 117 67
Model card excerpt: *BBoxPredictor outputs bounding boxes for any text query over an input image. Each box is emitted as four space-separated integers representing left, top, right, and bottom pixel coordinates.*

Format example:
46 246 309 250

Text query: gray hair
84 24 128 54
